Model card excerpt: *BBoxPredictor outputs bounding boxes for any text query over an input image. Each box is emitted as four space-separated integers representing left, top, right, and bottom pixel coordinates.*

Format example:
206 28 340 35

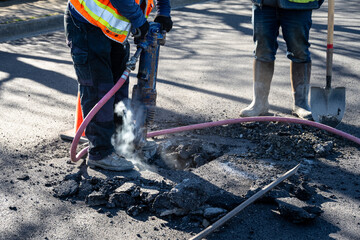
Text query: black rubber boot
290 61 313 120
240 59 274 117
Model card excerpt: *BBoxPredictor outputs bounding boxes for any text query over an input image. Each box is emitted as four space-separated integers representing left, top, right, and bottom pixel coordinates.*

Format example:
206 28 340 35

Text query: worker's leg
240 59 274 117
64 8 133 171
240 5 278 117
280 8 313 120
76 25 115 160
290 61 312 119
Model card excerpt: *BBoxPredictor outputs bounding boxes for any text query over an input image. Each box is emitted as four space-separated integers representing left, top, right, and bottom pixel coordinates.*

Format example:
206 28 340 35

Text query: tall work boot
290 61 312 120
240 59 274 117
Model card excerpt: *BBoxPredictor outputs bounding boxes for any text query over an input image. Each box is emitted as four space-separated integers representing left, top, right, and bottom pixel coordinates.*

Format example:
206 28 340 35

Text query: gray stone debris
168 178 208 211
313 141 334 156
294 182 313 201
107 192 135 208
85 191 108 207
202 218 210 228
159 208 187 217
114 182 137 193
127 204 147 216
64 172 82 182
17 174 30 181
141 188 160 203
203 207 227 219
156 139 224 169
258 188 291 204
77 180 94 200
274 197 318 224
152 193 174 215
53 179 79 198
205 191 243 210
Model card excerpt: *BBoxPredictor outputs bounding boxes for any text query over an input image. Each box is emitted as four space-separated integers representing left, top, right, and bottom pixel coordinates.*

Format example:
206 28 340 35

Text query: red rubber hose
70 70 130 162
70 76 360 163
148 117 360 144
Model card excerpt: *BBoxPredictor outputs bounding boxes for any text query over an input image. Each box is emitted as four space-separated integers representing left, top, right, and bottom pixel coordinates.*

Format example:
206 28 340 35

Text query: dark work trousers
252 5 313 63
64 8 130 160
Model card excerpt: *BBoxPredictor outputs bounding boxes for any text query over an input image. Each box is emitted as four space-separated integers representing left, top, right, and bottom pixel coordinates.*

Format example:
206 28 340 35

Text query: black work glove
133 20 149 43
154 15 173 32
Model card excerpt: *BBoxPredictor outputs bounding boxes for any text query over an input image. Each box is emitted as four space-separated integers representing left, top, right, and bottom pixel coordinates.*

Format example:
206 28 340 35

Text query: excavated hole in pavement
51 122 353 229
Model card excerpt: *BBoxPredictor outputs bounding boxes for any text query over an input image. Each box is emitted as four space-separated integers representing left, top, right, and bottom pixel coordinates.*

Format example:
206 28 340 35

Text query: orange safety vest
69 0 154 43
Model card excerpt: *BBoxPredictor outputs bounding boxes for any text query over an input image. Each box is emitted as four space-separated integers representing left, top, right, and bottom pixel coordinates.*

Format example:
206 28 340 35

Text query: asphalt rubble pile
52 139 239 228
50 121 349 228
53 171 324 227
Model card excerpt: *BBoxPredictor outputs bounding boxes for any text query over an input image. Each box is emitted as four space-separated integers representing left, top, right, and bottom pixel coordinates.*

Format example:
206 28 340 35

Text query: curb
0 0 212 42
0 14 64 42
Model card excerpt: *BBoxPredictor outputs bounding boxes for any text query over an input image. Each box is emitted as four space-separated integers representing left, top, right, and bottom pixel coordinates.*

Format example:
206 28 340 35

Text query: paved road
1 0 359 155
0 0 210 41
0 0 360 239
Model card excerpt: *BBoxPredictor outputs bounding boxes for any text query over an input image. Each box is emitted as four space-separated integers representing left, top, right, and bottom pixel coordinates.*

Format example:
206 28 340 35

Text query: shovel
310 0 345 128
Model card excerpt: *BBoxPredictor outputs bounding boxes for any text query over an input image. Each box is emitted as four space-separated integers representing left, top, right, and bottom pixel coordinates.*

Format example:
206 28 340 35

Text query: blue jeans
65 8 130 160
252 5 312 63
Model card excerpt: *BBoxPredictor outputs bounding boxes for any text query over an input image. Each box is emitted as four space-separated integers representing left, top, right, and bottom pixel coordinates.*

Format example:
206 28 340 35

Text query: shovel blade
310 86 345 128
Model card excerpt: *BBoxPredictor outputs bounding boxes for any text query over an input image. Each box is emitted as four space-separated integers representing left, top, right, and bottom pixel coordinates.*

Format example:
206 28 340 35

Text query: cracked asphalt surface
1 0 360 239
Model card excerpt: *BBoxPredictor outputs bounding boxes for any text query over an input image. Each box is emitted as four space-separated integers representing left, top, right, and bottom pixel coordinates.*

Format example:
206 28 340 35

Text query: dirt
2 119 360 239
1 0 360 238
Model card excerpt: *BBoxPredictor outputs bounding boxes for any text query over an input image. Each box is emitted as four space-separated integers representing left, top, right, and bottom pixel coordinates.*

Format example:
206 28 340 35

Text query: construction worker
64 0 172 171
240 0 324 119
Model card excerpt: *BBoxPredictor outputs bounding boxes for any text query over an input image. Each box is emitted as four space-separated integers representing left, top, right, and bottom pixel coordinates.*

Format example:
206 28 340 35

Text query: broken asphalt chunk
168 178 208 211
85 191 108 206
274 197 319 224
53 180 79 198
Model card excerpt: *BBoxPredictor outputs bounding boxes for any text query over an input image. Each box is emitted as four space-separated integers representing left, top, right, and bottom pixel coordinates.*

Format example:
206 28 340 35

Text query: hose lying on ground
70 72 360 162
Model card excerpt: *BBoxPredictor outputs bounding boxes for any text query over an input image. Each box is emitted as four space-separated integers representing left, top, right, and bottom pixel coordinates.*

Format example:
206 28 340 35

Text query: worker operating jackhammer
64 0 173 171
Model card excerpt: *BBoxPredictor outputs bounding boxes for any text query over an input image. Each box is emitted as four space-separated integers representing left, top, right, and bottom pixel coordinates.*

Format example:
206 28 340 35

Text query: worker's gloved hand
154 15 173 32
133 20 150 43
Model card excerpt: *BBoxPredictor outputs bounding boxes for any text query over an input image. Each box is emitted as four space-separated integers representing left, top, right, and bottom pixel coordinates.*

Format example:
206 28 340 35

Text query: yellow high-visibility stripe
92 0 129 22
79 0 130 32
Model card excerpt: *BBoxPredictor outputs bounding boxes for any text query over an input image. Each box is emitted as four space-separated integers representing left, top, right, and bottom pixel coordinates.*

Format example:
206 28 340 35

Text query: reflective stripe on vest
69 0 153 43
288 0 318 3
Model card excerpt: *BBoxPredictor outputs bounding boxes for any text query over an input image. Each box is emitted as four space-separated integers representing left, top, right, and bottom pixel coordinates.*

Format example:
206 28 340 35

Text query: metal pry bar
189 164 301 240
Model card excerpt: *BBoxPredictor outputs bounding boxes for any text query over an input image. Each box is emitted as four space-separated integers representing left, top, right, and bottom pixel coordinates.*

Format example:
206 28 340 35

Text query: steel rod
189 164 301 240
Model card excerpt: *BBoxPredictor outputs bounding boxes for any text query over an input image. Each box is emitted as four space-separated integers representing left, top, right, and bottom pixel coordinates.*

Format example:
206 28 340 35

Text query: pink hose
70 72 360 162
70 70 130 162
148 117 360 145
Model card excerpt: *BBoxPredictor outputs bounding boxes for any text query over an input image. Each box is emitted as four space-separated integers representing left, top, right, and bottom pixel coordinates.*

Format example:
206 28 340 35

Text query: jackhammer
130 22 165 154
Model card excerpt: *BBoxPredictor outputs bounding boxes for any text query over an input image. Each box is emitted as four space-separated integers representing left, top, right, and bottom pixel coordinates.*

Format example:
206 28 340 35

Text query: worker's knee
79 84 115 123
281 10 312 63
252 17 278 62
286 49 311 63
253 38 277 62
285 39 311 63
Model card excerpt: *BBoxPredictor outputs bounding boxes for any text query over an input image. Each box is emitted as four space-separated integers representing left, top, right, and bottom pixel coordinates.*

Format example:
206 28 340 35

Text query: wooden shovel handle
326 0 334 89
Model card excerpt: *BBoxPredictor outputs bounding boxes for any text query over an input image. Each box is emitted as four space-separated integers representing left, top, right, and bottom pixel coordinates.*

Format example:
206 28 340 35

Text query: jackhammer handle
126 47 143 71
